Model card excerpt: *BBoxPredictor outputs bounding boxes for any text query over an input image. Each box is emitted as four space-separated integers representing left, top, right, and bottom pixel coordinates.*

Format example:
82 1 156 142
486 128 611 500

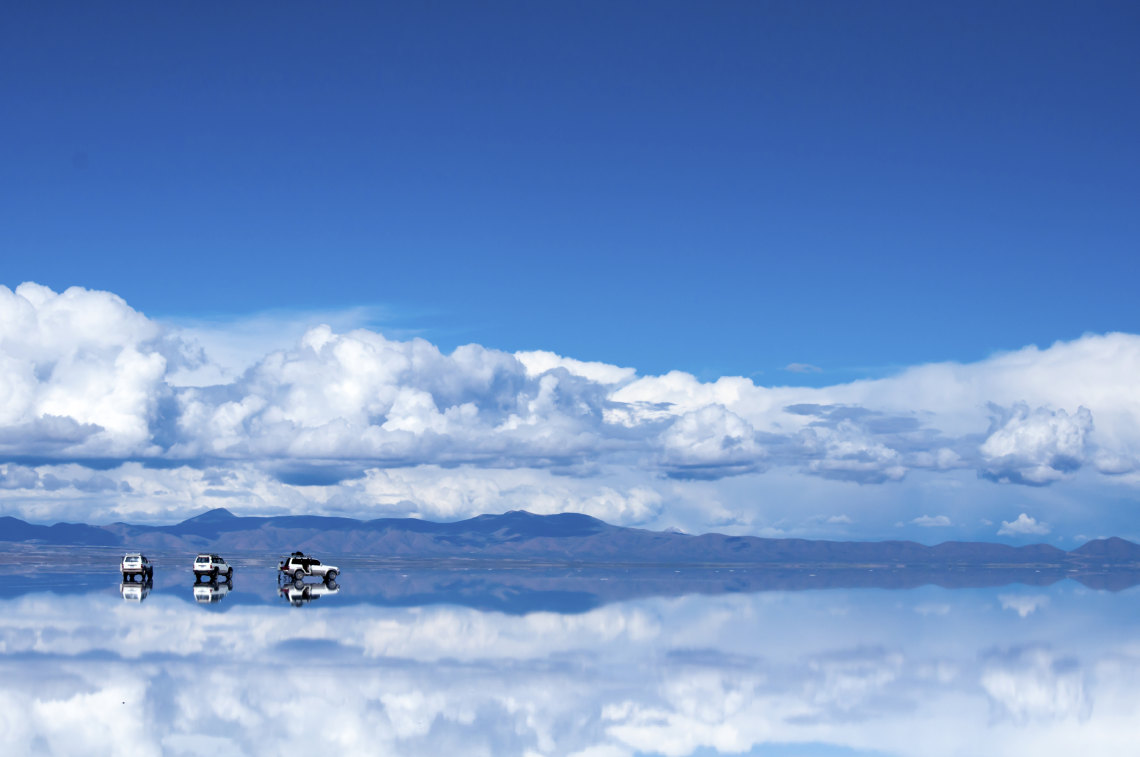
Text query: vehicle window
311 559 321 566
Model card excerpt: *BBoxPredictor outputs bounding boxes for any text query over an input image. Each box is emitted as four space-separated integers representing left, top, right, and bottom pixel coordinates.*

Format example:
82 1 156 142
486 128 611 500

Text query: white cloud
912 515 951 527
0 464 38 490
4 283 1140 535
981 404 1093 485
998 513 1051 536
795 419 907 483
0 283 171 456
659 405 764 476
352 466 664 525
163 304 398 387
515 350 636 385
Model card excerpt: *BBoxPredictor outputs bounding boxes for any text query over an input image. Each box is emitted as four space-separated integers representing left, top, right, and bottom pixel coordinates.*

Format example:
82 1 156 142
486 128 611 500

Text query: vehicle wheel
226 568 233 579
293 569 304 582
211 568 218 580
325 570 337 582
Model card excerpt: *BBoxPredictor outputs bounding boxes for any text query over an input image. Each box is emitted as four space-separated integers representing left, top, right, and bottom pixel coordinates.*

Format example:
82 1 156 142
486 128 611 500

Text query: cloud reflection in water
0 573 1137 756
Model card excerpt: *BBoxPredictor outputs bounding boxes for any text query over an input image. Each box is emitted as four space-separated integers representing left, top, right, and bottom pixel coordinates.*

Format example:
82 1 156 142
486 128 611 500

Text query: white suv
121 553 153 582
193 553 233 581
279 552 339 583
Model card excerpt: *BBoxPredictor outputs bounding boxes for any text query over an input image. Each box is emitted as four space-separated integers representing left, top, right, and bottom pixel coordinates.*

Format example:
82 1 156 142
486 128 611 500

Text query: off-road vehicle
278 551 339 583
193 553 233 581
120 553 153 582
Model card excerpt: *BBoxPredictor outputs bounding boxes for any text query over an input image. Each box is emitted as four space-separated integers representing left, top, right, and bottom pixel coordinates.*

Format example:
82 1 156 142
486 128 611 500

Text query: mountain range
1 508 1138 569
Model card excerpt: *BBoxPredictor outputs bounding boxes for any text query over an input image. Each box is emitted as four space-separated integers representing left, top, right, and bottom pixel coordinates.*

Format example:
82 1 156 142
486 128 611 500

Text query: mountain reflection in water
0 548 1137 756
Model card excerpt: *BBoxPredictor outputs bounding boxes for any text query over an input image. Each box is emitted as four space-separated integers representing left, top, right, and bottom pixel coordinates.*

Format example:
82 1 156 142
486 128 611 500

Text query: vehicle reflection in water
279 579 339 607
193 577 233 604
119 577 153 602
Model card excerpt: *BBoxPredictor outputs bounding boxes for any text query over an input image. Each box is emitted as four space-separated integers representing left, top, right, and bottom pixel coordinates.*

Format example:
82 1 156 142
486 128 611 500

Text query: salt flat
1 549 1137 756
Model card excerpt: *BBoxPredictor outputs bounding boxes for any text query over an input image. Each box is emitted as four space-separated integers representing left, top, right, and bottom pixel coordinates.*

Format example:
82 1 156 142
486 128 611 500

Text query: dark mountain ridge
1 508 1137 568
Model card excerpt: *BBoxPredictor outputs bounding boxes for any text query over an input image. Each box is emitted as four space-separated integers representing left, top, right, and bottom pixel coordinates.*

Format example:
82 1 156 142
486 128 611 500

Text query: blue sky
2 3 1139 540
4 1 1138 382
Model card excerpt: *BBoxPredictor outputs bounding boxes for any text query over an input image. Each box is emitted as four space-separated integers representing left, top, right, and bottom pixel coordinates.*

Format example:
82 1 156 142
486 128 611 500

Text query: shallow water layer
1 547 1137 756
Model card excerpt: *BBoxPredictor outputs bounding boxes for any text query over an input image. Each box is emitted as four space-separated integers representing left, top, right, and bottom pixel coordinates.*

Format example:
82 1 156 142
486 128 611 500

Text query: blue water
1 547 1137 756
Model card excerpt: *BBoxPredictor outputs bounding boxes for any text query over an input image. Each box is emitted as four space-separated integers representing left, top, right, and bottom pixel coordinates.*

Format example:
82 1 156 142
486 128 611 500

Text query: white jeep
279 552 339 583
120 553 153 582
193 553 233 581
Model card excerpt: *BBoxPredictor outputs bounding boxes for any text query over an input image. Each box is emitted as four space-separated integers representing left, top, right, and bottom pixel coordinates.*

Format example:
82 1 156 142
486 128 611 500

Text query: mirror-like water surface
1 547 1137 756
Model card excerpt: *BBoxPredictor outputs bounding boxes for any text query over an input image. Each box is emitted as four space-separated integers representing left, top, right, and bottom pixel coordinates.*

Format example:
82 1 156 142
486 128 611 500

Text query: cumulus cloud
912 515 951 527
998 513 1051 537
659 405 764 478
515 350 636 385
0 464 37 490
4 282 1140 533
980 404 1093 485
0 283 172 456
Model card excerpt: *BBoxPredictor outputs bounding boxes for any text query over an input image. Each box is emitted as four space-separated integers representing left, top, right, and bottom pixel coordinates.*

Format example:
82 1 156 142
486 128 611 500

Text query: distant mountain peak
1072 536 1140 560
182 508 237 523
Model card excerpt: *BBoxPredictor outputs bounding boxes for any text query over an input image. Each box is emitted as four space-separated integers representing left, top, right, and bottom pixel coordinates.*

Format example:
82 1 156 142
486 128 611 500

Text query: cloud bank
1 282 1139 536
